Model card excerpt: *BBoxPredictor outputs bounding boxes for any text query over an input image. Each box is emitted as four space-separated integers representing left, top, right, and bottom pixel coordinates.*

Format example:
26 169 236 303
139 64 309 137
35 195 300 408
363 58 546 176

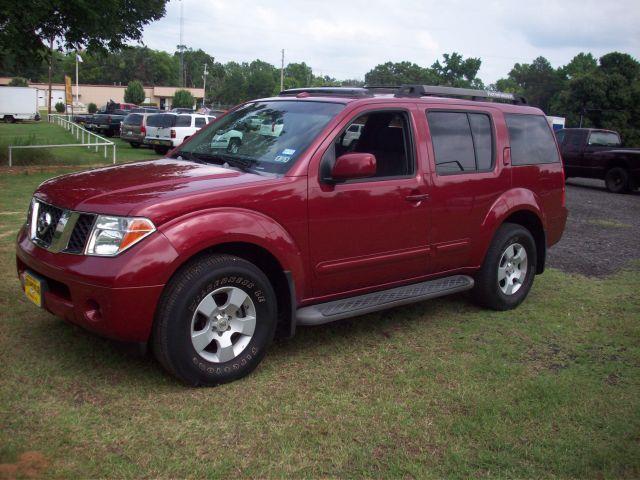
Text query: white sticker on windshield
282 148 296 155
274 155 290 163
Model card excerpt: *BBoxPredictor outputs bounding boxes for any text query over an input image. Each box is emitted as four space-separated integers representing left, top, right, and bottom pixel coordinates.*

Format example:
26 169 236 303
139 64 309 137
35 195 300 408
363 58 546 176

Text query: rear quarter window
175 115 192 127
505 114 560 165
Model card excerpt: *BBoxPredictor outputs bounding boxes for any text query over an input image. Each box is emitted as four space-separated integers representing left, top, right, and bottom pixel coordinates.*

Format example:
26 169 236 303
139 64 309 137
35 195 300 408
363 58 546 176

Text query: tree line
2 46 639 145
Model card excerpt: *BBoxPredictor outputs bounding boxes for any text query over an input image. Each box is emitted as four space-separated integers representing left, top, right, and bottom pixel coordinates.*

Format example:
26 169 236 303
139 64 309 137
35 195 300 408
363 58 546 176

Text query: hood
35 159 270 218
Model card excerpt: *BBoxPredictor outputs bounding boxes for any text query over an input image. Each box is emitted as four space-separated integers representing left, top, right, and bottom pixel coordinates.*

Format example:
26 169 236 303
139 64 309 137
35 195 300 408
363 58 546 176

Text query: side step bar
296 275 474 326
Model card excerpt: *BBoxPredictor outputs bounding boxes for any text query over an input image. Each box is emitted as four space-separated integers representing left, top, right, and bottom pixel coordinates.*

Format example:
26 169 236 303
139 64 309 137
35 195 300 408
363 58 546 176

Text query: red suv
16 85 567 386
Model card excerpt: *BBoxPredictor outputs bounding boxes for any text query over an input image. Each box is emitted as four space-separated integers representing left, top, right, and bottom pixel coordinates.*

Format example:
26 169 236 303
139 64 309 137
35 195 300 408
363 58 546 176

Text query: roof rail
279 87 371 98
395 85 527 105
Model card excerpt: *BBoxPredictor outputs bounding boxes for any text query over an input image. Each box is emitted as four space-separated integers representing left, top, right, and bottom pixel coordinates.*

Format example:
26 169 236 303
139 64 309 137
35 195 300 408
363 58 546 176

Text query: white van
145 113 213 154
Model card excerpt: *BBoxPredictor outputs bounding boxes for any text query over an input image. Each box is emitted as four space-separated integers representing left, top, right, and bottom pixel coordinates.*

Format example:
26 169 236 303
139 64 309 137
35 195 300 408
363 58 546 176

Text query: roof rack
395 85 527 105
279 87 371 98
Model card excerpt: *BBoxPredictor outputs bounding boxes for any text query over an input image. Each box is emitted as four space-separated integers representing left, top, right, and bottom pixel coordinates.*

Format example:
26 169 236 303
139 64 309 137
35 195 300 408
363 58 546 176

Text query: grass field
0 121 161 167
0 170 639 478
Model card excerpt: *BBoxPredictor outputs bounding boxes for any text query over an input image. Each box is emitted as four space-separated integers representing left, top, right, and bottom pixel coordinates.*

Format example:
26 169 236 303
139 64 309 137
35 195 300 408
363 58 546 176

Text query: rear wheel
605 167 629 193
130 142 141 148
473 223 537 311
153 254 277 386
154 146 170 155
4 115 15 123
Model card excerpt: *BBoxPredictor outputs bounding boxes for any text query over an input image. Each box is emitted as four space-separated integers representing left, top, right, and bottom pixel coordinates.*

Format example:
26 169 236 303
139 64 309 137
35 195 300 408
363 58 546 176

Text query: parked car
120 112 158 148
556 128 640 193
16 85 567 386
144 113 212 154
341 123 364 147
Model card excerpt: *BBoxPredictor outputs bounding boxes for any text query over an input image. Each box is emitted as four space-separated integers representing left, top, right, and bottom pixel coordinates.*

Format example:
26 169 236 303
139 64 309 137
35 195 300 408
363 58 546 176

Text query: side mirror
331 153 376 182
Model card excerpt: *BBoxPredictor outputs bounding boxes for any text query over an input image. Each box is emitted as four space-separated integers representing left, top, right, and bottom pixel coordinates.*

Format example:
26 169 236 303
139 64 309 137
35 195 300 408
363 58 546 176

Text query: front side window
324 110 414 179
173 101 344 174
505 114 560 165
588 131 621 147
427 111 494 174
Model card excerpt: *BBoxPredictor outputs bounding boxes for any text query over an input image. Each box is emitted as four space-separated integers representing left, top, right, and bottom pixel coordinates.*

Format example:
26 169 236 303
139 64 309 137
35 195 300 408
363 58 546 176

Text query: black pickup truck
85 101 137 137
556 128 640 193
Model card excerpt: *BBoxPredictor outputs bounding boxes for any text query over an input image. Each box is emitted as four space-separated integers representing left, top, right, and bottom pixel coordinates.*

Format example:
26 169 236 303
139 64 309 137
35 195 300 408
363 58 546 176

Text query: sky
140 0 640 84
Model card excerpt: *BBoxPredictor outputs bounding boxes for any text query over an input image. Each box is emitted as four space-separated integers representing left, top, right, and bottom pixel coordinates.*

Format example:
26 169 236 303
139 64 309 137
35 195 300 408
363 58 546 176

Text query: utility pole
280 49 285 91
202 62 208 108
47 37 53 114
178 0 185 88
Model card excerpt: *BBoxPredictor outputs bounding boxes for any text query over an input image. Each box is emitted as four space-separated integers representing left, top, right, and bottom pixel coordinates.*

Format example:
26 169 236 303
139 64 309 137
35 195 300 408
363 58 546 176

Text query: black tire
473 223 537 311
227 138 241 154
130 142 141 148
605 167 629 193
152 254 277 386
154 146 170 155
4 115 16 123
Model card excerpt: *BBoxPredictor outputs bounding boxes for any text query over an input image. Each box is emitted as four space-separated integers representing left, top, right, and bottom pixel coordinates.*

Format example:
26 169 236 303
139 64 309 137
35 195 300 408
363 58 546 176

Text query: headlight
85 215 156 256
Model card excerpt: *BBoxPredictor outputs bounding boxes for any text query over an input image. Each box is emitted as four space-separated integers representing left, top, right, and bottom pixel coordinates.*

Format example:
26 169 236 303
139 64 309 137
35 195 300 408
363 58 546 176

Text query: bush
140 102 158 107
54 102 65 113
172 89 195 109
8 77 28 87
87 102 97 114
124 80 145 105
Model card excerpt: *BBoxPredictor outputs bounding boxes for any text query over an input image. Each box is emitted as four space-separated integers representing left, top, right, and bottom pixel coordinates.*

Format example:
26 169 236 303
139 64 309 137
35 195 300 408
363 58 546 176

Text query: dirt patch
547 179 640 276
0 452 48 479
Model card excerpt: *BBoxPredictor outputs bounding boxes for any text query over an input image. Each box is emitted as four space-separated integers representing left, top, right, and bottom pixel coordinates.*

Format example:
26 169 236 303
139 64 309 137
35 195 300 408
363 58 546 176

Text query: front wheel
605 167 629 193
153 254 277 386
473 223 537 311
130 142 141 148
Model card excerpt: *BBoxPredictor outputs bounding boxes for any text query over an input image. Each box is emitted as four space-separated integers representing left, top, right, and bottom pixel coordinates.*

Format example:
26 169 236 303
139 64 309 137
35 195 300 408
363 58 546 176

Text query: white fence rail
6 114 116 167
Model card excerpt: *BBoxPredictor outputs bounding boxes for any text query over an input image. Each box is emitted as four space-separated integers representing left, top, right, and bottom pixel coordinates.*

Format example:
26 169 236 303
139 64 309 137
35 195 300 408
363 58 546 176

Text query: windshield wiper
176 152 258 173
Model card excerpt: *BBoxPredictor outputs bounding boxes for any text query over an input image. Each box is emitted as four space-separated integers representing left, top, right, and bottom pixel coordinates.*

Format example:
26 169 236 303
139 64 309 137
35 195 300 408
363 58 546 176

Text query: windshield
172 100 344 174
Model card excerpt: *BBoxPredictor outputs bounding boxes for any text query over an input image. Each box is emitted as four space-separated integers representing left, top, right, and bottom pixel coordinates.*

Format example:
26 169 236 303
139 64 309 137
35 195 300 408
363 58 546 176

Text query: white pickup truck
145 113 214 154
0 86 40 122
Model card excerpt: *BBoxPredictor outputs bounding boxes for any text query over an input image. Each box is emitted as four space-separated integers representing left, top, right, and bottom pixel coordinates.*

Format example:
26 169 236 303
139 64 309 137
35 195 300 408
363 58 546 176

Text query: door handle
405 193 429 202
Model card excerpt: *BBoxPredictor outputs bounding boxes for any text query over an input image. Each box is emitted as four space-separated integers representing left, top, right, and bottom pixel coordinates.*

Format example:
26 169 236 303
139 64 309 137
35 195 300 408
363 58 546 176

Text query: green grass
0 172 639 479
0 121 161 167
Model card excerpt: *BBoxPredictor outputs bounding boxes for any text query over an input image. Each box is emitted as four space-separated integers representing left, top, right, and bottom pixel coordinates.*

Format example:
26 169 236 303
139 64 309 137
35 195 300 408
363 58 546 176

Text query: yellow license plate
23 271 43 308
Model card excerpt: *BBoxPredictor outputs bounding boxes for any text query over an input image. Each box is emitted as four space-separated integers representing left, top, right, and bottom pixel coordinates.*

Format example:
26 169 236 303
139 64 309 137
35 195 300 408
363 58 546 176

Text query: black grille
35 202 64 247
66 213 96 253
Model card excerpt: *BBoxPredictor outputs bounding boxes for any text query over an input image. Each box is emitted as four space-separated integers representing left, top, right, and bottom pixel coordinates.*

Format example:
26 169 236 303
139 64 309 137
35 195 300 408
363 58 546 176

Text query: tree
0 0 169 68
124 80 145 104
55 102 65 113
172 89 195 108
246 60 277 98
494 56 564 113
87 102 97 113
431 52 483 88
8 77 28 86
365 61 436 86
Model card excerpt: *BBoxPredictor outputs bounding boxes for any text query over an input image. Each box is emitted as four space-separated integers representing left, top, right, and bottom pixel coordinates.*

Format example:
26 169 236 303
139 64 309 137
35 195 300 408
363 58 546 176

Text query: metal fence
6 114 116 167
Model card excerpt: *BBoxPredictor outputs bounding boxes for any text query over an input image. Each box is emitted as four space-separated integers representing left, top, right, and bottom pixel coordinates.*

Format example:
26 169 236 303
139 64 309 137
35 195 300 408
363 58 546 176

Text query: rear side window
147 114 176 127
175 115 192 127
588 131 621 146
505 114 560 165
427 111 494 174
123 114 142 126
194 117 206 128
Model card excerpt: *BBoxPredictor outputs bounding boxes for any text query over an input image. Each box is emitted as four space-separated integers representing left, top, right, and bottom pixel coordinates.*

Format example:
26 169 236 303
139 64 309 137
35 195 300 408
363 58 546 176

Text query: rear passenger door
421 106 510 273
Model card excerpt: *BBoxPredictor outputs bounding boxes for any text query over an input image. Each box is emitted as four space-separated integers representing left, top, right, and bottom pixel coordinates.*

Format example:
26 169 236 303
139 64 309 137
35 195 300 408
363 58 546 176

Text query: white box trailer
0 86 40 122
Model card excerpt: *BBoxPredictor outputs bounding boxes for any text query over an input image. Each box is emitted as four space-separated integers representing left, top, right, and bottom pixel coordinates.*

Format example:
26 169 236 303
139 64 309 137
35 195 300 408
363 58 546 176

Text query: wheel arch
158 208 306 338
478 189 548 274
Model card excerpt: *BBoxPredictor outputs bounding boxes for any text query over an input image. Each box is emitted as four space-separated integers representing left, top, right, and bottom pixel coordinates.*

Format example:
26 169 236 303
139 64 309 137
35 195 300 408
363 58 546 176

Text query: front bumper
16 225 180 342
